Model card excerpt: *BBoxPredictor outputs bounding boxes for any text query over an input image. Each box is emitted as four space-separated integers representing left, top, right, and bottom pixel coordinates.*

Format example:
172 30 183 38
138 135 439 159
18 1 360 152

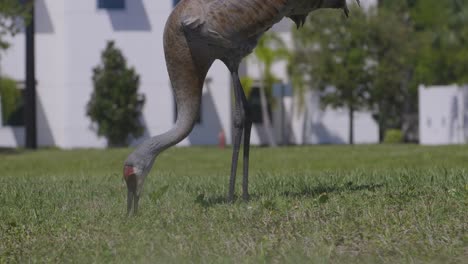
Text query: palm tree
250 33 289 147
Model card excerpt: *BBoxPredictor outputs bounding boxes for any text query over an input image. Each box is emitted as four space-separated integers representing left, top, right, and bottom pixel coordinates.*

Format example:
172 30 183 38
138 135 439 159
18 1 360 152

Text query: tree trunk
25 0 37 149
401 69 413 142
259 85 277 147
378 102 386 143
257 63 276 147
349 105 354 145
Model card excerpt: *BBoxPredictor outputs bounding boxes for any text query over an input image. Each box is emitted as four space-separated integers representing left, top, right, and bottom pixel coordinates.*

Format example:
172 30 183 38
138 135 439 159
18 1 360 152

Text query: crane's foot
227 193 235 204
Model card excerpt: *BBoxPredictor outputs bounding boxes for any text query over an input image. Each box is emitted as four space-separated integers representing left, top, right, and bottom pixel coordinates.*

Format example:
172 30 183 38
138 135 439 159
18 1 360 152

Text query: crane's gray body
179 0 348 69
124 0 358 215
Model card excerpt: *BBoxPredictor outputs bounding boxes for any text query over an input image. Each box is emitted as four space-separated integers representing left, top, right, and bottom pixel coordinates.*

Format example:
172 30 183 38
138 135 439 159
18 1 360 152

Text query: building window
248 87 272 124
173 0 181 7
0 80 25 126
98 0 125 10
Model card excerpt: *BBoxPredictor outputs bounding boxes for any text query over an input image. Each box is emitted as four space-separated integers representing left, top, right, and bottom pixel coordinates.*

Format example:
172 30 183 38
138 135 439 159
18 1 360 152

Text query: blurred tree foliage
0 1 30 127
291 5 416 144
380 0 468 85
291 1 468 142
374 0 468 139
0 77 23 126
87 41 145 147
251 33 289 146
290 7 372 144
0 0 31 51
367 5 416 141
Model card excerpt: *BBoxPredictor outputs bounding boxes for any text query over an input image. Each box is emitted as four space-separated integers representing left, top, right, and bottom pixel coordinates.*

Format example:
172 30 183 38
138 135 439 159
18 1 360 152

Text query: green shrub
87 41 145 147
0 77 23 126
383 129 403 144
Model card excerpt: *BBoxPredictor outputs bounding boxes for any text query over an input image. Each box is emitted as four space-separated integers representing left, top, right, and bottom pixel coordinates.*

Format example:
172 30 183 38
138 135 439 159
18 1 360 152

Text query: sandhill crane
123 0 360 215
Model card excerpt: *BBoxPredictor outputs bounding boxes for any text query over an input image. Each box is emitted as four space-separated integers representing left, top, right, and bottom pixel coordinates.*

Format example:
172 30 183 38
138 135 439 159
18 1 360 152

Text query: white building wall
301 91 378 144
0 127 25 148
1 0 67 147
419 85 466 145
1 0 232 148
37 0 67 147
1 0 377 148
62 1 173 148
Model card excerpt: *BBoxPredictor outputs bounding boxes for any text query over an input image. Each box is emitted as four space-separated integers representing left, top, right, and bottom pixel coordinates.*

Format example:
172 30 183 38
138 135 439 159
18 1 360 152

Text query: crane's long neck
143 66 208 157
145 92 201 156
142 14 212 157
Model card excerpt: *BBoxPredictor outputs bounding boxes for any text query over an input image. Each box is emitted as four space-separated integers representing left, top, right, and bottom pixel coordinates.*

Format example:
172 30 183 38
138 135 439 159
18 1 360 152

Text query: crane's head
123 149 156 216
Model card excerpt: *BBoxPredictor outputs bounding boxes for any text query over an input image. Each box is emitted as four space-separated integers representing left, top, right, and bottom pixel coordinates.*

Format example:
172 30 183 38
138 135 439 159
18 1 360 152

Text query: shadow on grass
194 182 384 208
281 182 384 198
194 193 228 208
0 148 24 155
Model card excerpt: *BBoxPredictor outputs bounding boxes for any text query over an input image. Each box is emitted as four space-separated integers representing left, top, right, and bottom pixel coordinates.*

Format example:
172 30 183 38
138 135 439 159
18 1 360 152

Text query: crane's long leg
239 79 252 201
228 71 246 202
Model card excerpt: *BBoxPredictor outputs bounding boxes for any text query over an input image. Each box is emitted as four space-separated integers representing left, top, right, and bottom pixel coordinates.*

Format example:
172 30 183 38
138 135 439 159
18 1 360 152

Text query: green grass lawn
0 145 467 263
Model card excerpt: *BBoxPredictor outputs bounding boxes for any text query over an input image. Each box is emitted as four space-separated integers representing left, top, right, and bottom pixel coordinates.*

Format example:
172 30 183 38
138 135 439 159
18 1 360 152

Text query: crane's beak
124 165 139 216
126 183 139 216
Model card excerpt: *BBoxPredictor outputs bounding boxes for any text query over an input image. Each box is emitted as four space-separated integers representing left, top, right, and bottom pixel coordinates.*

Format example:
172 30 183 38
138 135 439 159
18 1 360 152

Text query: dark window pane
98 0 125 10
248 87 271 124
6 90 24 126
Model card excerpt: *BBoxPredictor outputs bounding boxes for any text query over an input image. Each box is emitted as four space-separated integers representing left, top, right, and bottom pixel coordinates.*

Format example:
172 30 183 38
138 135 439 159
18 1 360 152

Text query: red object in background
218 130 225 149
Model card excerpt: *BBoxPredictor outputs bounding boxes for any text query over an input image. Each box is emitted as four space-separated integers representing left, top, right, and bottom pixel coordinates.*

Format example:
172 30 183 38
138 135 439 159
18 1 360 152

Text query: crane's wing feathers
181 0 362 48
182 16 204 30
182 0 290 49
182 15 235 48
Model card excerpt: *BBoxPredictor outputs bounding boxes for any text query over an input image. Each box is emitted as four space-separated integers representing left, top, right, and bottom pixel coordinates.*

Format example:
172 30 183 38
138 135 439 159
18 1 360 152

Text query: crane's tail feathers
344 0 361 18
289 14 308 29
